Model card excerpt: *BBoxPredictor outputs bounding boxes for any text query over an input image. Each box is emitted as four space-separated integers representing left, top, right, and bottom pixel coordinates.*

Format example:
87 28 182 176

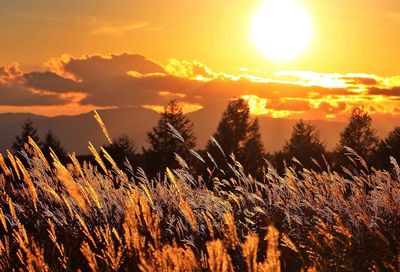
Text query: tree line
9 99 400 179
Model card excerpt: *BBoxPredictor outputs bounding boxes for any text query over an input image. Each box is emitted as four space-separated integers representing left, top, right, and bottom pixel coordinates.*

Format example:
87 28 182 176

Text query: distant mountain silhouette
0 107 397 154
0 108 159 155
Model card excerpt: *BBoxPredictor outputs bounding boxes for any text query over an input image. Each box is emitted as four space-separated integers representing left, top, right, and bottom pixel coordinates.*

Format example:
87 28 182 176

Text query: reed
0 137 398 271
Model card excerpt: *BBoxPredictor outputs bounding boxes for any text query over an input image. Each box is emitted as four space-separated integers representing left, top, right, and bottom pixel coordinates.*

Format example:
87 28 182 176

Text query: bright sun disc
251 0 313 62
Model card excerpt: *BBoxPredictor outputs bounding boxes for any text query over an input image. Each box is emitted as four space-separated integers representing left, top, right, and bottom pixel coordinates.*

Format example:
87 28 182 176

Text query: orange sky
1 0 400 120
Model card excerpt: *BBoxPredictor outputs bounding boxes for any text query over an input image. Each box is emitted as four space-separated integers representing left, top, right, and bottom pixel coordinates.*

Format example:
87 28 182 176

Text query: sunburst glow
251 0 313 62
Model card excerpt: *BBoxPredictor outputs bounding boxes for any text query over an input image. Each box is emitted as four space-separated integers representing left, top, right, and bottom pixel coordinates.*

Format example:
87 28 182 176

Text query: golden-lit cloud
242 95 308 118
165 59 217 81
142 103 203 114
158 91 186 98
0 63 24 83
2 53 400 120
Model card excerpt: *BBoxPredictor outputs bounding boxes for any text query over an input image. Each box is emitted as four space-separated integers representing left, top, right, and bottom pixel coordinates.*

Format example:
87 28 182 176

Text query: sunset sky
1 0 400 121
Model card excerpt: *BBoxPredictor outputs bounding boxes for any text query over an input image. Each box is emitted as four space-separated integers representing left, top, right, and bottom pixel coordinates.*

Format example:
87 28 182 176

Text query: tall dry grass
0 135 399 271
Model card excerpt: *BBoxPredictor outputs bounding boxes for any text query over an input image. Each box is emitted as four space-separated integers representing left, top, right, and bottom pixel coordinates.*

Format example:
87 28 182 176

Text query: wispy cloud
89 21 149 36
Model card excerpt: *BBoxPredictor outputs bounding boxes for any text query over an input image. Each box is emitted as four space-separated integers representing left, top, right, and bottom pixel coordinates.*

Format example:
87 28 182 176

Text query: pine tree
41 129 67 163
283 119 325 169
206 98 265 176
103 134 136 167
337 107 379 160
144 100 196 175
12 119 41 153
239 118 266 174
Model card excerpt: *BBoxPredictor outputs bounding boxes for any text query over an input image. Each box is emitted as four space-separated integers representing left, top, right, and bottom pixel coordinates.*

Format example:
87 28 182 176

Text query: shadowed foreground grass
0 138 399 271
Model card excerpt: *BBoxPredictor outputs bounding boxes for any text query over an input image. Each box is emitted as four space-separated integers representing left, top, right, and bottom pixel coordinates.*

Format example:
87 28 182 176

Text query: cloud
24 71 81 92
48 53 165 81
316 101 347 115
368 86 400 96
85 17 149 37
0 64 69 106
340 76 379 86
242 95 311 117
0 63 24 83
3 53 400 119
89 22 149 36
165 59 217 80
0 83 66 106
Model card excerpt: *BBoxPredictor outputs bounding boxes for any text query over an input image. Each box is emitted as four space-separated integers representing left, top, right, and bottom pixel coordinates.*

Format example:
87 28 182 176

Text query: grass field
0 137 399 271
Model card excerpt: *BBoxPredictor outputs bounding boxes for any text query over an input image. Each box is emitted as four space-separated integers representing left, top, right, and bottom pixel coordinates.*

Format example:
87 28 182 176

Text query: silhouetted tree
336 107 379 163
283 120 326 170
144 100 196 176
103 134 137 168
206 98 265 177
12 119 40 153
41 129 67 163
373 127 400 170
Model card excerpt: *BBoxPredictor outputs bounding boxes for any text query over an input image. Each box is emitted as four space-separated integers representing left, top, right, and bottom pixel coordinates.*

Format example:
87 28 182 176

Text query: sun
251 0 313 62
